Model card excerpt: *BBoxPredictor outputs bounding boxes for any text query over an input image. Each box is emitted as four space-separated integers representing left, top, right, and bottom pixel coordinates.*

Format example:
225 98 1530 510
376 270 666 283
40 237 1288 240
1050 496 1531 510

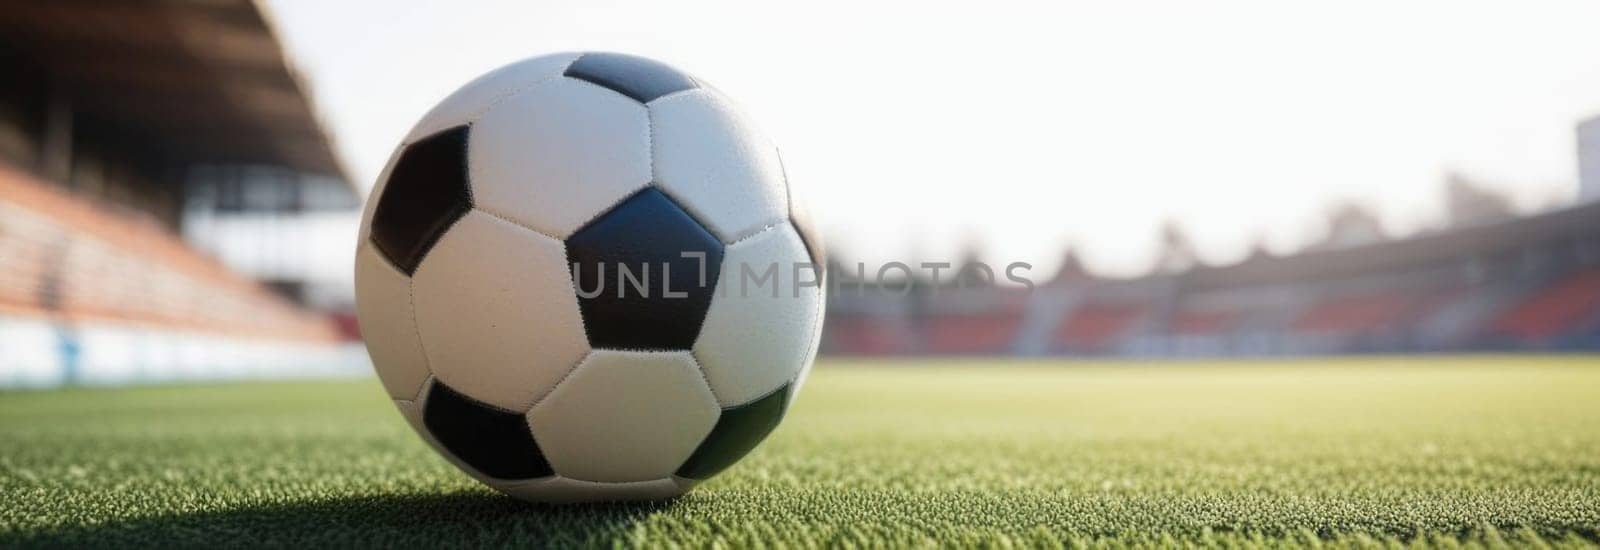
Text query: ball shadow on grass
6 491 678 548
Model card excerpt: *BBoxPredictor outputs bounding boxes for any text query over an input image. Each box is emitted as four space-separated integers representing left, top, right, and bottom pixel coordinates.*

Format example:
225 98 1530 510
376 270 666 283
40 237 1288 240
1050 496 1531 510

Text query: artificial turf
2 357 1598 548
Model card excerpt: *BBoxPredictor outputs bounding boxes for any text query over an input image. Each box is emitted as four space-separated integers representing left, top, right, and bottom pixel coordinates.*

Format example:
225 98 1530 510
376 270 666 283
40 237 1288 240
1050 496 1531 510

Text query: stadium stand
922 313 1024 354
0 0 360 387
1295 292 1427 334
920 288 1029 355
824 196 1600 357
1489 268 1600 343
0 164 333 339
821 315 915 356
1052 303 1145 354
1170 309 1238 335
819 279 919 355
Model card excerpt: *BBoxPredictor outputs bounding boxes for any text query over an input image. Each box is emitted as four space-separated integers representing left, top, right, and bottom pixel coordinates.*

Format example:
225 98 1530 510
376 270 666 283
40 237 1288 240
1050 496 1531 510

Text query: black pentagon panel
781 157 826 277
564 52 700 103
370 126 473 275
566 188 724 350
422 380 553 480
675 383 791 480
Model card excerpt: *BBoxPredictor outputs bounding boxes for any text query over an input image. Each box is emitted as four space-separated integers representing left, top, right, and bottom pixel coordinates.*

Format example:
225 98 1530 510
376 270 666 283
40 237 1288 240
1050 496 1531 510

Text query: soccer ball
353 52 825 503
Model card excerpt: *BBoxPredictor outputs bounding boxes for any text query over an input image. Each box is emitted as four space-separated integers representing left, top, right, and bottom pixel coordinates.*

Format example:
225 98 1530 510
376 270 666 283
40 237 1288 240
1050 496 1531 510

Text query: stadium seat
0 162 338 343
822 315 915 355
922 313 1024 354
1490 269 1600 342
1053 303 1146 353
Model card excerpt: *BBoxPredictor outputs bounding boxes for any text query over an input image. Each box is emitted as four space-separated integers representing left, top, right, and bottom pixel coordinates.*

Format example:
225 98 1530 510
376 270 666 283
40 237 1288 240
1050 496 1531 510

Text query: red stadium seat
922 313 1023 354
1295 294 1414 333
1170 310 1239 335
1054 304 1144 352
1490 269 1600 341
823 315 914 355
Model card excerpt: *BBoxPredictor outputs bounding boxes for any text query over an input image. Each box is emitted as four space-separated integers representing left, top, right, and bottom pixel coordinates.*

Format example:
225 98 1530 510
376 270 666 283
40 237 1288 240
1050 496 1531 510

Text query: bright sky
265 0 1600 277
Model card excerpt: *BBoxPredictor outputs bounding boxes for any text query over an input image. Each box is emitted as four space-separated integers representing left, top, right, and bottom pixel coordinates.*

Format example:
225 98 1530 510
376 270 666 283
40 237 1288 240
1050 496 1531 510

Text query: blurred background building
0 2 1597 389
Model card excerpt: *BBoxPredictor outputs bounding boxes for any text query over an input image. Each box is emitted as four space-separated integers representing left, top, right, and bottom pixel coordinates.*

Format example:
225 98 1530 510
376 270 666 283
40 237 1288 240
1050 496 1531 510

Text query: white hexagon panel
353 242 430 401
693 223 824 408
527 350 719 483
411 210 589 413
468 77 652 239
649 88 790 243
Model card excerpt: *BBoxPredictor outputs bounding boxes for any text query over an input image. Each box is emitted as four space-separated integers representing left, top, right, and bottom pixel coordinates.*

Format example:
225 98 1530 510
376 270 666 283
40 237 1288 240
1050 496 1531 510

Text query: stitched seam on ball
404 273 433 403
789 272 827 401
576 184 654 239
800 299 823 370
471 206 564 242
647 131 786 244
459 73 564 221
554 238 591 363
727 221 785 247
523 234 591 411
429 376 527 416
644 181 752 245
457 67 580 193
366 236 409 275
684 348 722 407
522 475 684 487
724 380 791 410
647 87 702 105
726 209 790 243
534 92 653 234
464 73 568 127
394 374 432 409
647 91 656 181
643 94 767 244
405 55 580 146
526 348 594 413
412 379 540 485
564 478 678 486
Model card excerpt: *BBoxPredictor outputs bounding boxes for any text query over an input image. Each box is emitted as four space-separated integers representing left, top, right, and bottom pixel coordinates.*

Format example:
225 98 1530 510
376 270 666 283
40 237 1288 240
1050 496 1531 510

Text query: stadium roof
0 0 345 178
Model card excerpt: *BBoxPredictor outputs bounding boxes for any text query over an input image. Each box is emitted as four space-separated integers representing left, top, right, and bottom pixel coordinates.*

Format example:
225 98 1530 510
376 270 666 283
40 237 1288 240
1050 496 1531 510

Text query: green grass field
3 357 1599 548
